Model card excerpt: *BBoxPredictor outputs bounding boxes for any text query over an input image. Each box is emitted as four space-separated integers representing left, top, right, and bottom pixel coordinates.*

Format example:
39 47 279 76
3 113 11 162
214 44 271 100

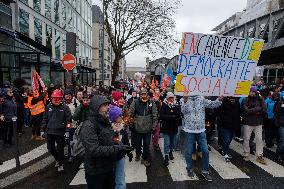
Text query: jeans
47 134 65 165
23 108 30 126
243 125 263 157
220 128 234 155
276 127 284 157
85 171 115 189
135 133 151 160
175 126 182 150
115 158 126 189
164 133 177 155
184 132 209 173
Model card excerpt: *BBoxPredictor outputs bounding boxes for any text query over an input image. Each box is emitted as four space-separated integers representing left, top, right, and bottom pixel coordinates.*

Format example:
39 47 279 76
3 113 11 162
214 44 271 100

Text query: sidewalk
0 127 45 163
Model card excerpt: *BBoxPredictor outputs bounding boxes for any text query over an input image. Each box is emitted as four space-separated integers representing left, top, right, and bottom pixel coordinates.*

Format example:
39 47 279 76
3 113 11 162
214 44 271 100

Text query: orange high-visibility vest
28 96 45 116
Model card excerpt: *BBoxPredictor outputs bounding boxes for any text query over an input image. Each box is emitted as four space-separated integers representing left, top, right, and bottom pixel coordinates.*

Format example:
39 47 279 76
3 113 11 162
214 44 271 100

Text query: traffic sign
61 54 76 71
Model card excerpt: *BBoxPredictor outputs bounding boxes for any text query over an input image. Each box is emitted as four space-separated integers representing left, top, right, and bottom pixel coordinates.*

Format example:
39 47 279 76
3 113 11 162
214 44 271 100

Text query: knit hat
64 89 73 96
250 86 257 93
140 88 148 95
112 91 123 101
166 92 175 99
108 105 123 123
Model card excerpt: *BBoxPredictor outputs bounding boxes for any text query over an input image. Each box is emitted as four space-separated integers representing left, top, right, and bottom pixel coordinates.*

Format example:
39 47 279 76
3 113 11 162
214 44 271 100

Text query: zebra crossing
69 138 284 186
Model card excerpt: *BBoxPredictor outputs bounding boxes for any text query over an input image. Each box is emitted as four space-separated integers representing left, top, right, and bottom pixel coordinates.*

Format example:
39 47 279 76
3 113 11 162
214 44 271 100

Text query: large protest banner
174 32 264 97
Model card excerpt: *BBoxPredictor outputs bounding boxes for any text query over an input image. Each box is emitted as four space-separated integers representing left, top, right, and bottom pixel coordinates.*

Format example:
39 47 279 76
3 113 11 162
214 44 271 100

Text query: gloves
114 145 134 154
127 152 133 162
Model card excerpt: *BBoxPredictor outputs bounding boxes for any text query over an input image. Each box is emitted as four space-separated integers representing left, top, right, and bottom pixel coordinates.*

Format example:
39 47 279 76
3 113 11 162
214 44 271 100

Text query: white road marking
209 145 250 179
69 167 86 185
159 139 199 181
125 158 147 183
0 144 48 174
230 140 284 177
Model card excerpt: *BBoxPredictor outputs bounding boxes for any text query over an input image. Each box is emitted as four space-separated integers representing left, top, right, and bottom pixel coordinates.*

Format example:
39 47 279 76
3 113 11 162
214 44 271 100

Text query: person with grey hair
159 92 182 166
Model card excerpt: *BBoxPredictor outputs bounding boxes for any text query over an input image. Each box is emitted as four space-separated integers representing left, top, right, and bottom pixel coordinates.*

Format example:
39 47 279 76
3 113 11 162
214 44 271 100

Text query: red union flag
61 54 76 71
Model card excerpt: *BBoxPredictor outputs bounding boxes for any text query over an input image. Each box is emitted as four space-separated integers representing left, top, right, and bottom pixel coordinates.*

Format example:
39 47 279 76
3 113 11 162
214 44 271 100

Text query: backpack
72 122 85 158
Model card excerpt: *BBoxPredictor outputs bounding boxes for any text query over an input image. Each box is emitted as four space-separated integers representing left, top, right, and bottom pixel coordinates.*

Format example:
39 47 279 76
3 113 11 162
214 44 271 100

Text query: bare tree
104 0 180 82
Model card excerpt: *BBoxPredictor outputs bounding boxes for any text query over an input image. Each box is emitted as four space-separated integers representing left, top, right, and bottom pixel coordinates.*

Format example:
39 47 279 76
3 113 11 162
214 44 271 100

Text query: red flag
36 72 46 92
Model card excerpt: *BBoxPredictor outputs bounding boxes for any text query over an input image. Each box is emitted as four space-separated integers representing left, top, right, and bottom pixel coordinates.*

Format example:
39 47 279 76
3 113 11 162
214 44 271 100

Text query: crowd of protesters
1 78 284 188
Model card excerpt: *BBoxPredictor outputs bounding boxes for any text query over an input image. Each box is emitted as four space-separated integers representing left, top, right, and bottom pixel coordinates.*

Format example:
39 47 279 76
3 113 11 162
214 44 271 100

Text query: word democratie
176 32 263 96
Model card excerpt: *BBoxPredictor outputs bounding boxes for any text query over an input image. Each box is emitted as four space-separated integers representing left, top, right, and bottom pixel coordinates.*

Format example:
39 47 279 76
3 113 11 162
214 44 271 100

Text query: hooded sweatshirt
80 95 125 176
181 95 221 133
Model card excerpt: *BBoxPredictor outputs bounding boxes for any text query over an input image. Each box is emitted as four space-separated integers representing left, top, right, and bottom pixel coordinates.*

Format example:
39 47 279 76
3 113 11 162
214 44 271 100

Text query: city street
3 137 284 189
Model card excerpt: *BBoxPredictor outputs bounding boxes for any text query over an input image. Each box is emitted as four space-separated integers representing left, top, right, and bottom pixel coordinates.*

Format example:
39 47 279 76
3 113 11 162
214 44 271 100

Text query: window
19 9 29 37
45 0 51 20
77 17 81 39
54 0 59 25
46 25 52 48
61 2 66 29
62 33 66 55
34 17 42 44
73 0 76 9
19 0 28 5
73 12 77 34
67 7 72 32
77 0 81 14
33 0 41 13
55 30 60 59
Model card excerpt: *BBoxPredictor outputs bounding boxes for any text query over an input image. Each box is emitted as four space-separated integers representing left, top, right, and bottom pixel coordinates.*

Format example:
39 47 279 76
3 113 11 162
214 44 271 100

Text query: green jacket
73 104 90 124
129 98 158 134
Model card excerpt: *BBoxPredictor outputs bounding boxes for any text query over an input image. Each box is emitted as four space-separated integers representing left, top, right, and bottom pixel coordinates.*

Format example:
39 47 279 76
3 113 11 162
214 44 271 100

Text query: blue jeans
115 158 126 189
276 127 284 157
164 133 177 155
184 132 209 173
135 133 151 160
220 128 234 155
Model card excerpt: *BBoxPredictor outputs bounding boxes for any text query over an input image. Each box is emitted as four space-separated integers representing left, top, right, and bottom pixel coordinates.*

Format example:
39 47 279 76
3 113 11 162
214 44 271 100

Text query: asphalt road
7 137 284 189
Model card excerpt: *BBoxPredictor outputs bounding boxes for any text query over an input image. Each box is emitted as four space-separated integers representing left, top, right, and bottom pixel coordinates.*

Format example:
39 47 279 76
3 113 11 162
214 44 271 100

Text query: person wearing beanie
242 85 267 165
160 92 182 166
0 87 17 146
129 88 158 167
109 105 133 189
112 91 124 108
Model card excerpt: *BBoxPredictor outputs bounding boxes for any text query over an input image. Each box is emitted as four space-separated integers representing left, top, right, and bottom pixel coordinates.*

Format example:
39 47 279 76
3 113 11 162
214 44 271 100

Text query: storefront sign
61 54 76 71
174 32 264 97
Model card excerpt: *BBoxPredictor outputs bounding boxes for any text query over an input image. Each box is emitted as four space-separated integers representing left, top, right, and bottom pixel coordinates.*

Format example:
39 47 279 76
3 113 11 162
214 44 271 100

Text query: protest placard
174 32 264 97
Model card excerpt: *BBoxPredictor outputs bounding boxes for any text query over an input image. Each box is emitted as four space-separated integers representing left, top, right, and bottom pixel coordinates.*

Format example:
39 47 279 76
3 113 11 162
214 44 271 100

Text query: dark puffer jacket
217 98 241 130
0 95 17 122
80 95 127 176
243 96 267 126
159 101 182 135
274 100 284 127
42 103 72 136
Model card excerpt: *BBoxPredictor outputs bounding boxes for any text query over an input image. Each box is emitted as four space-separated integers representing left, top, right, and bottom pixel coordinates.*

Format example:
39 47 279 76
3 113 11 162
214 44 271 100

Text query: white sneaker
55 161 59 168
57 165 64 172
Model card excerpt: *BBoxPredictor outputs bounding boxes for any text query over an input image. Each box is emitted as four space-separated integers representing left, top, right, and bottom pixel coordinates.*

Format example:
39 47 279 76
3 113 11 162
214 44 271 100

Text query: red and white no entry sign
61 54 76 71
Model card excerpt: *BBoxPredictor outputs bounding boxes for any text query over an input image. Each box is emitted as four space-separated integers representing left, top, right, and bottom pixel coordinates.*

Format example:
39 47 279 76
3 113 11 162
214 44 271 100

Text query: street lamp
101 0 105 85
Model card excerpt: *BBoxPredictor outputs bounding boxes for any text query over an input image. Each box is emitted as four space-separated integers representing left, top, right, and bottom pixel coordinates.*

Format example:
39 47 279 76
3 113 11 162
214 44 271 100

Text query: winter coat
265 97 275 119
80 95 126 176
181 95 222 133
217 98 241 130
159 100 182 135
73 104 89 124
129 98 158 134
0 96 17 122
243 96 266 126
42 103 72 136
274 100 284 127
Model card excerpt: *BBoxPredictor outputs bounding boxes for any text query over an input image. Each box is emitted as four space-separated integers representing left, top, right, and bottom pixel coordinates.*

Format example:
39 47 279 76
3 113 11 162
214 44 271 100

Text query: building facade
125 67 146 80
92 5 114 86
212 0 284 84
0 0 93 86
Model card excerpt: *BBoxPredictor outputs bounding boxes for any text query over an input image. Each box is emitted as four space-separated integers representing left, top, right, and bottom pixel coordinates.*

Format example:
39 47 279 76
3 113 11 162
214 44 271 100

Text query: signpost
174 32 264 97
61 54 76 71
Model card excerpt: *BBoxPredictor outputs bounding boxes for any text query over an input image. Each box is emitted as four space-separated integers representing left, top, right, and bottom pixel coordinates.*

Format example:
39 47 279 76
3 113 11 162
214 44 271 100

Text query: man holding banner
181 91 223 181
175 32 265 181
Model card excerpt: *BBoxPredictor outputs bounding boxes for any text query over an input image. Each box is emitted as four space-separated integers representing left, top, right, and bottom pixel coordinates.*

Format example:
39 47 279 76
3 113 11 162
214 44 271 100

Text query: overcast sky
93 0 248 68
